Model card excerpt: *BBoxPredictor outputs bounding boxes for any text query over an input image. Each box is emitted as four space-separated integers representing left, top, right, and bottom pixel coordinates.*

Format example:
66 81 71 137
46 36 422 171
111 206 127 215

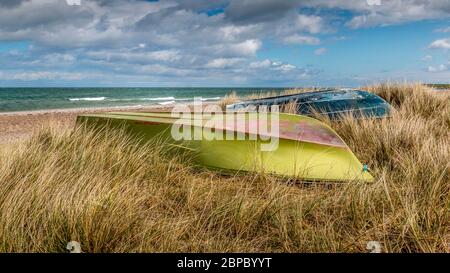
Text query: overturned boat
226 89 392 119
77 111 373 182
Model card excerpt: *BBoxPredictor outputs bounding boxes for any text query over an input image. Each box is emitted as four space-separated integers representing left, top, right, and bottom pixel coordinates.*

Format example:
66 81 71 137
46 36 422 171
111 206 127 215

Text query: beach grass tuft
0 83 448 252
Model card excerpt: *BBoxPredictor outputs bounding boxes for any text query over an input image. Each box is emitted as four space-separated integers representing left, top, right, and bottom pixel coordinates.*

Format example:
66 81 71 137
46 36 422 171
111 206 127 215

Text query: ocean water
0 87 287 112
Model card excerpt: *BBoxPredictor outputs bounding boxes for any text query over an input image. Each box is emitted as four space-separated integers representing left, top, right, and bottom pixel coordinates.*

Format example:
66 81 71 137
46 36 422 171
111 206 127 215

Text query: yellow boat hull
76 112 374 182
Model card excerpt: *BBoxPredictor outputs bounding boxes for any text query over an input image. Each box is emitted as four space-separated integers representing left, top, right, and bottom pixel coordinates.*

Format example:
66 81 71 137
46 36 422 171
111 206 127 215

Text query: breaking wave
201 97 221 101
140 96 175 101
69 97 106 101
68 96 221 103
158 100 176 105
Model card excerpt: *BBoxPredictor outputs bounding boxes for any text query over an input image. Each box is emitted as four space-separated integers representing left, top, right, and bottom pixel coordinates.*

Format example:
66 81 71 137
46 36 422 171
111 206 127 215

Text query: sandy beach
0 105 172 144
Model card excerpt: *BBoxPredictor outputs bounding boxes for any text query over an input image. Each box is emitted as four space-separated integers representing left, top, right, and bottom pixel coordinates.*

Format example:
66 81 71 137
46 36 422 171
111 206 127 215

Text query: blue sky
0 0 449 87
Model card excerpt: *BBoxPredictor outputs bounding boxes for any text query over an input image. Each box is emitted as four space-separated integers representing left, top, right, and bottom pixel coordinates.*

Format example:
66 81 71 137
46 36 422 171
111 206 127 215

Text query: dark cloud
0 1 94 32
224 0 300 24
429 0 450 13
171 0 228 11
0 0 30 8
91 0 142 7
135 7 180 30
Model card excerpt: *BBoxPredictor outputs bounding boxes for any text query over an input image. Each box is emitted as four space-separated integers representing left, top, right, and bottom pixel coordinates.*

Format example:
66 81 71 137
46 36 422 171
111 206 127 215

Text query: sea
0 87 287 113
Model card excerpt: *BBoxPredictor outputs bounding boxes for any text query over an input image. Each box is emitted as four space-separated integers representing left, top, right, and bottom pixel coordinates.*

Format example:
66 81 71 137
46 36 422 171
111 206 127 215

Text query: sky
0 0 449 87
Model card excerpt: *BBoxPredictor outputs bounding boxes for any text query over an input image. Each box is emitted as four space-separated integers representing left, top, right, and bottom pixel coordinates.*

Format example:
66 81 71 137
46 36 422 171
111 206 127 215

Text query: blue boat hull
226 89 392 119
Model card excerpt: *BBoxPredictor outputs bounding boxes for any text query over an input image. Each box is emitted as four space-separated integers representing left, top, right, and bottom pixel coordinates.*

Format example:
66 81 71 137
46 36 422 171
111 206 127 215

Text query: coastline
0 104 170 117
1 87 447 145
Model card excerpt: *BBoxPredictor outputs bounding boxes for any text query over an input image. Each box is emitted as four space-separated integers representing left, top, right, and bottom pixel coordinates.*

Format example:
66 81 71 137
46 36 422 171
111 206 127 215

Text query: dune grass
0 83 448 253
218 87 322 109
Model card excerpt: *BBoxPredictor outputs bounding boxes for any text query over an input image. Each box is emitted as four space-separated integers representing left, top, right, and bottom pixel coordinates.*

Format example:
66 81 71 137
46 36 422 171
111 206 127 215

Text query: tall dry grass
218 91 239 110
0 83 448 252
218 87 321 109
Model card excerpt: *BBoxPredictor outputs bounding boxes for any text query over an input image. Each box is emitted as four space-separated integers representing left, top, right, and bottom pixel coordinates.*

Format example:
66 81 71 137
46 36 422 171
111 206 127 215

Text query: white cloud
230 39 261 56
434 27 450 33
332 36 348 41
249 59 297 72
427 64 448 72
147 50 182 62
0 71 85 81
218 25 257 42
283 34 320 45
205 58 243 68
65 0 81 6
274 64 296 71
314 47 327 56
295 14 323 34
339 0 450 28
421 55 432 62
429 38 450 49
86 49 182 63
249 59 272 69
137 64 194 77
207 39 262 57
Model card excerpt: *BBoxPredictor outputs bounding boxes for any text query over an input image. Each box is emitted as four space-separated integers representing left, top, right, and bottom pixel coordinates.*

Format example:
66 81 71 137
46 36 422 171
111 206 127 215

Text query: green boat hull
76 112 374 182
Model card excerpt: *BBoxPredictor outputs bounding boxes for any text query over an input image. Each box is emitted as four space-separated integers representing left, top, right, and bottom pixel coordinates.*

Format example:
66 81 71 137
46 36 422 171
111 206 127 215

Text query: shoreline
0 87 447 145
0 104 175 145
0 104 170 117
